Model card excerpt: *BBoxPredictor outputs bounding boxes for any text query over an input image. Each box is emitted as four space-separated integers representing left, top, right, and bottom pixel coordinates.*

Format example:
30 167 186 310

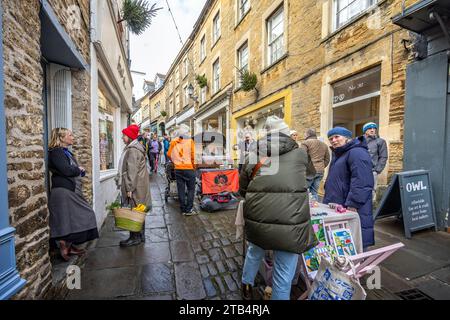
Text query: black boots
241 284 253 300
120 232 142 247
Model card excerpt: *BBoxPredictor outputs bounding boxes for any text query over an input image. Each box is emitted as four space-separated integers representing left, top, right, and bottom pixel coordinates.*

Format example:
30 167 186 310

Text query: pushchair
198 168 240 213
164 160 178 202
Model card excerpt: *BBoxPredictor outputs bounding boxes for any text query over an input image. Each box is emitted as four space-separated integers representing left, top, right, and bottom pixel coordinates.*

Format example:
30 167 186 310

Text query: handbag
113 197 147 232
308 256 367 300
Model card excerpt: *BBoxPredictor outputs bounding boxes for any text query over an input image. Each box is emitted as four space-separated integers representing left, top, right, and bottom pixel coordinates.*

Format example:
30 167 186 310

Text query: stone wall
3 0 52 299
3 0 91 299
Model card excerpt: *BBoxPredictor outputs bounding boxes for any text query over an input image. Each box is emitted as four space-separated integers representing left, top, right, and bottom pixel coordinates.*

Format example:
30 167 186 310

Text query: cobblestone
216 261 226 274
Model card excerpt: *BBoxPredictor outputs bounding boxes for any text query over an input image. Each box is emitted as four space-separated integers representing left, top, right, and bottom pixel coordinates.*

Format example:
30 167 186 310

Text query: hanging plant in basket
196 75 208 88
160 111 167 117
240 70 258 92
119 0 162 35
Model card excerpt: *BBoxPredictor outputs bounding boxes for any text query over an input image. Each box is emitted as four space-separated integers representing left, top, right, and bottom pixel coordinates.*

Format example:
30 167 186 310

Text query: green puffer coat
239 133 318 254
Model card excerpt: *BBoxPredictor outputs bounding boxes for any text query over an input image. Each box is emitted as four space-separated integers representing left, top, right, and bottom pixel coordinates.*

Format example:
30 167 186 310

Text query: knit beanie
122 124 140 140
363 122 378 134
264 116 290 136
327 127 353 138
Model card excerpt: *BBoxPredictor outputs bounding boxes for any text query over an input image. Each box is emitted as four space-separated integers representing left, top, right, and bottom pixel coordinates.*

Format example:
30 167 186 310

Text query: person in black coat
48 128 98 261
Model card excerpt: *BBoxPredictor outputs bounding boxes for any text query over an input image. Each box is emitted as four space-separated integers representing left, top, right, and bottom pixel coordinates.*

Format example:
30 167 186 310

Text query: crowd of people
46 115 388 300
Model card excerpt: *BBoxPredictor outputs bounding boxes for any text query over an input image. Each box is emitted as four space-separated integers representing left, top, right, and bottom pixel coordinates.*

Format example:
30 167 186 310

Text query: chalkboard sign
374 170 437 238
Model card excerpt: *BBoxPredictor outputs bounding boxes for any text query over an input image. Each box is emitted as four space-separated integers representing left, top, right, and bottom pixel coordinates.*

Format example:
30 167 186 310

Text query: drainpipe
0 1 27 300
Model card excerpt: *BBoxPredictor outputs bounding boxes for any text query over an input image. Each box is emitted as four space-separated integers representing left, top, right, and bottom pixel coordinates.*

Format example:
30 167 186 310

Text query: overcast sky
130 0 206 99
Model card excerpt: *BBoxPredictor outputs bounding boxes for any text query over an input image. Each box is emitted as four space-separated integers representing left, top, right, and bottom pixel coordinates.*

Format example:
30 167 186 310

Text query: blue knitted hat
327 127 353 138
363 122 377 134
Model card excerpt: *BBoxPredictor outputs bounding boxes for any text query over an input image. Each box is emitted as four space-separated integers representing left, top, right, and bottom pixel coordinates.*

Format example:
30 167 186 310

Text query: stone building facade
141 0 417 190
1 0 132 299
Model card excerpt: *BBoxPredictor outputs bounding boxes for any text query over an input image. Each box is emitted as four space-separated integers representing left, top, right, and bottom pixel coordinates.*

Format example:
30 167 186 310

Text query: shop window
238 0 250 21
213 58 220 94
48 64 72 131
333 0 378 31
237 42 249 86
267 6 284 66
98 89 115 171
237 100 285 136
332 66 381 135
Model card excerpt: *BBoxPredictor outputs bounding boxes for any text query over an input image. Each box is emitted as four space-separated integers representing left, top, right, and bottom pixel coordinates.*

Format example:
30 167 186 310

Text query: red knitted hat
122 124 140 140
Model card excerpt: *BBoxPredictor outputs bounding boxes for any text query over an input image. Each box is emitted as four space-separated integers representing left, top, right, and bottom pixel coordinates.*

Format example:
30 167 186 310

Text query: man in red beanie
115 124 151 246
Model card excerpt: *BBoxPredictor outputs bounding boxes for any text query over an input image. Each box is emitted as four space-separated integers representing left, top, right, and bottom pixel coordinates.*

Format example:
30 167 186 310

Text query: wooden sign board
374 170 437 238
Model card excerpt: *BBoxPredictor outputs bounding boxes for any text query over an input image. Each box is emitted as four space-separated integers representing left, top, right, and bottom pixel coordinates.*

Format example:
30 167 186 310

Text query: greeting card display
332 228 357 257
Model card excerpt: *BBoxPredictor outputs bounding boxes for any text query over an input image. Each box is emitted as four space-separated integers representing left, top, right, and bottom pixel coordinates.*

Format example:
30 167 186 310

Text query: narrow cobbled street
66 172 244 300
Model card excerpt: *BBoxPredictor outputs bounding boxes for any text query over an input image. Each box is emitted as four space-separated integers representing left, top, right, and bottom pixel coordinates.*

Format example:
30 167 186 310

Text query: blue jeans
242 242 299 300
307 173 323 198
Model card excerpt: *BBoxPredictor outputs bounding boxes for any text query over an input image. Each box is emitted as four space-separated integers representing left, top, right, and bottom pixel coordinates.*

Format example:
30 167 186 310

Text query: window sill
211 36 221 50
260 52 289 75
234 8 251 30
322 0 387 44
100 170 118 183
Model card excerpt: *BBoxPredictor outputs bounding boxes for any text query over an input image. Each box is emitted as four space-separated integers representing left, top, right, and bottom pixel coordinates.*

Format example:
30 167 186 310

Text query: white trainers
183 209 198 216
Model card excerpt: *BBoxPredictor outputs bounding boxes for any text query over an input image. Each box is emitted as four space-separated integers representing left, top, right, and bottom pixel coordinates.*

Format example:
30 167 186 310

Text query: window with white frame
183 57 189 78
237 42 249 86
176 94 180 112
213 12 221 44
98 89 115 171
238 0 250 21
200 35 206 62
267 6 285 66
212 59 220 94
48 64 72 131
169 78 173 94
175 67 180 86
200 86 207 104
333 0 377 31
169 100 174 116
184 85 190 106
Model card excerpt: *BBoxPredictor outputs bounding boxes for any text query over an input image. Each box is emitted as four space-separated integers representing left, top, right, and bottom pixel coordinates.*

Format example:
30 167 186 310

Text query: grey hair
305 128 317 138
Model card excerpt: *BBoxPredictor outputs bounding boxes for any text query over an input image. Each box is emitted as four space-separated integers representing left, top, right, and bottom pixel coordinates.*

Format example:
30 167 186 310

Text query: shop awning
40 0 89 70
392 0 450 34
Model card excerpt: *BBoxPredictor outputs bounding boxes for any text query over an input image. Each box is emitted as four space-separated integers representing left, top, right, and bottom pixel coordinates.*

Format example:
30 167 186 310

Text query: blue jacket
163 139 170 155
323 136 375 248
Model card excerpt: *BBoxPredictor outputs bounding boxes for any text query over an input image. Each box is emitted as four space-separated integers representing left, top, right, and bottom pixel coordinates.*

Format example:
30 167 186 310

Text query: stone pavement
66 172 244 300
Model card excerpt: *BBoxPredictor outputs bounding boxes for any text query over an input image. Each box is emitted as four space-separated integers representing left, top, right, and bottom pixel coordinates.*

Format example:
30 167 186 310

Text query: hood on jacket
332 136 368 157
256 133 298 157
127 139 146 155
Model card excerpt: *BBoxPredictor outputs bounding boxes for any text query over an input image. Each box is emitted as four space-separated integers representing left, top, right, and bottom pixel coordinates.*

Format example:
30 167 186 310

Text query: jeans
175 170 196 213
307 173 324 198
242 242 299 300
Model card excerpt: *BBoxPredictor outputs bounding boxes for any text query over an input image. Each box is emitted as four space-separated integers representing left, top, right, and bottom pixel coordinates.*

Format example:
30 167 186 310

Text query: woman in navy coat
323 127 375 250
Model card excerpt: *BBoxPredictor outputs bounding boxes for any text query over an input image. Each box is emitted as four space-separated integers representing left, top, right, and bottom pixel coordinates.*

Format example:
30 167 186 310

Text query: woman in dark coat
323 127 375 250
239 116 317 300
48 128 99 261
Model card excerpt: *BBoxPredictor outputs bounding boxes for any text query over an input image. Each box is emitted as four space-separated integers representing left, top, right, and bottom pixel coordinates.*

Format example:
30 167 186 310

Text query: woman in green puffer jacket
239 116 317 300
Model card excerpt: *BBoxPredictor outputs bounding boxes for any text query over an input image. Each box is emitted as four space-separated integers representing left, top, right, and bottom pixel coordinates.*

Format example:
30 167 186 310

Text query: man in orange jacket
168 124 198 216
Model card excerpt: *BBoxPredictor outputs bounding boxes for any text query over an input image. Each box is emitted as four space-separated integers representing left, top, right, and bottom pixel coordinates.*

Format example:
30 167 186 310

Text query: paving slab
141 263 175 294
145 215 166 229
171 240 194 263
96 231 130 248
66 267 138 300
168 223 190 241
174 262 206 300
85 246 136 270
415 278 450 300
135 242 171 265
145 228 169 243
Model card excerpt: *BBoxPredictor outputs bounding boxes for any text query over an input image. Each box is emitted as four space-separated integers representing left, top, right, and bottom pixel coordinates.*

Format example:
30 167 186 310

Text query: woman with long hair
48 128 99 261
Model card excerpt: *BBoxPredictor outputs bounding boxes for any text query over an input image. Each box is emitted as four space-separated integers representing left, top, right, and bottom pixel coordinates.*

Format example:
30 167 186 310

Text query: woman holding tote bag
116 124 151 247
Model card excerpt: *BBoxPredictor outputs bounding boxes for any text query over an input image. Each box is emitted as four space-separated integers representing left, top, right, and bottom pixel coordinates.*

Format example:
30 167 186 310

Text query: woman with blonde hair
48 128 98 261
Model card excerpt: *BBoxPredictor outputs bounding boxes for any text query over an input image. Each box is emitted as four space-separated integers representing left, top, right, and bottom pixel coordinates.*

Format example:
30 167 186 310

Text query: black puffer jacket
239 133 318 254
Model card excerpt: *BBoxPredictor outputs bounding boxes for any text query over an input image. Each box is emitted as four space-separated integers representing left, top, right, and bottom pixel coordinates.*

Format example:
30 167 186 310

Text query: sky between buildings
130 0 207 100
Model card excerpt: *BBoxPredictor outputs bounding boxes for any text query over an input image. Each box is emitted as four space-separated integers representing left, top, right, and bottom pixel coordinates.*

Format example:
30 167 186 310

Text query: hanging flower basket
240 70 258 92
196 75 208 88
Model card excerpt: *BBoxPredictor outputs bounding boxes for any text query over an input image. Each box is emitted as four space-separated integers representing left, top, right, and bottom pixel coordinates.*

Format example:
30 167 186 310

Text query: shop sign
333 66 381 106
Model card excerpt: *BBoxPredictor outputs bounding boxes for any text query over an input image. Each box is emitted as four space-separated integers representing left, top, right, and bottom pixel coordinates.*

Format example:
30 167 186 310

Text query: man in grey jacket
363 122 388 200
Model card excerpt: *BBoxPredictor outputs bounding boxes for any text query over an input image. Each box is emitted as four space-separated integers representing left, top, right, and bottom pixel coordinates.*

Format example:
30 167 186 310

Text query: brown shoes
241 284 253 300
